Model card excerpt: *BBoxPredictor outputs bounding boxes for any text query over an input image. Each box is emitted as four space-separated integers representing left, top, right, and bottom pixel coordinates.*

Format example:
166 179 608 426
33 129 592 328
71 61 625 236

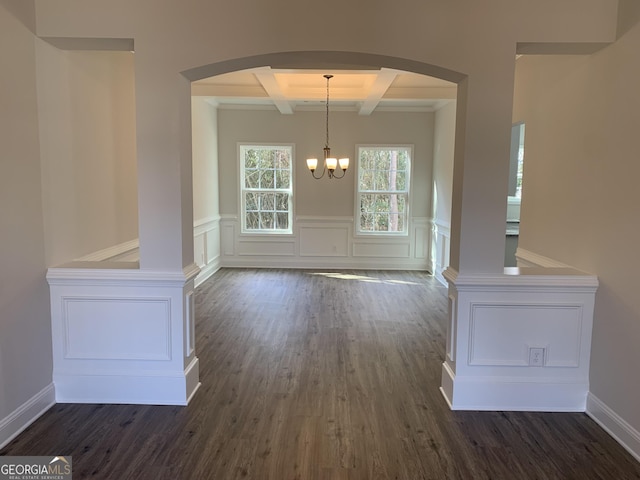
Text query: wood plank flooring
2 269 640 479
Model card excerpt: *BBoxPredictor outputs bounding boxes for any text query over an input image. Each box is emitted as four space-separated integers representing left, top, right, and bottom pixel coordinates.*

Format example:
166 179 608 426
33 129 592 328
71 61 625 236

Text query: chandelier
306 75 349 179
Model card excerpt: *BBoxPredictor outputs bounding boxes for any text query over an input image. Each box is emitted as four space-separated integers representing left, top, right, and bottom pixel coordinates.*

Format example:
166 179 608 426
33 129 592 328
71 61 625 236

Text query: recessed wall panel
469 303 582 367
299 227 349 257
63 297 171 360
237 239 295 256
353 242 410 258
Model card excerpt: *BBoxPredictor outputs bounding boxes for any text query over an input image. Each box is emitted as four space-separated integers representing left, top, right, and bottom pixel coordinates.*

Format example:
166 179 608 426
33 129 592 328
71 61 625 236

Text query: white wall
431 101 456 281
0 1 55 448
0 0 624 448
36 44 138 266
191 98 219 223
191 97 220 282
216 107 433 269
32 0 618 274
513 4 640 456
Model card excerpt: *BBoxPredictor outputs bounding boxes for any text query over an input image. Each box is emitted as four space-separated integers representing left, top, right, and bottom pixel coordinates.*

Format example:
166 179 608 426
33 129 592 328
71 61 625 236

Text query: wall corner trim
586 393 640 463
0 384 56 450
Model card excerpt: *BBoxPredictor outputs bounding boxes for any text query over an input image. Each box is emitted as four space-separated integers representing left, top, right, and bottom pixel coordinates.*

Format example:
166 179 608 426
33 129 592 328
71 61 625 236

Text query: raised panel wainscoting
441 265 598 411
431 218 451 285
193 216 222 287
220 215 431 270
46 263 201 405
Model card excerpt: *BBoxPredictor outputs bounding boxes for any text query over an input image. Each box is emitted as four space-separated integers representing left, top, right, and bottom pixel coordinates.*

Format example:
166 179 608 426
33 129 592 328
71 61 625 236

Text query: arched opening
185 50 461 281
181 51 466 84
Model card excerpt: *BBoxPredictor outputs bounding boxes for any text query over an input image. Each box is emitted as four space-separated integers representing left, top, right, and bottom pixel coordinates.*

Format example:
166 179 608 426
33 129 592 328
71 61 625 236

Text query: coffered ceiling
192 67 457 115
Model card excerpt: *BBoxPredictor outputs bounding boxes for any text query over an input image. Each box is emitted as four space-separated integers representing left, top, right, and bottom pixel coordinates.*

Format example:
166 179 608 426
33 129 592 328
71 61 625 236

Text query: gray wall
217 108 434 221
192 98 220 223
0 0 53 440
35 45 138 265
431 101 456 278
513 6 640 436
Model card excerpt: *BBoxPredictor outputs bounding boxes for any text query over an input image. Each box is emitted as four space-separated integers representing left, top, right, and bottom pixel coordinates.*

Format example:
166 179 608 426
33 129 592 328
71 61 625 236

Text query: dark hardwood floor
2 269 640 479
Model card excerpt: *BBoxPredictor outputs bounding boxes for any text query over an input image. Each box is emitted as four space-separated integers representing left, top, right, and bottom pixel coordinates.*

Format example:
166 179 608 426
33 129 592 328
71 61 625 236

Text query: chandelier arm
330 167 347 179
310 165 326 179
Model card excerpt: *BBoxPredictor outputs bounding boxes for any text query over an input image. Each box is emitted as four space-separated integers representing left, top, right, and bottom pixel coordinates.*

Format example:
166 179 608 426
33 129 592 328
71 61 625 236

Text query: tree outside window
357 146 411 234
240 145 293 234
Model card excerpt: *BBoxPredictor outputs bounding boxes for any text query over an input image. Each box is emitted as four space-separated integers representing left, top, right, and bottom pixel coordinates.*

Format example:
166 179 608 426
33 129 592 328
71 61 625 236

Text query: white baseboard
587 393 640 463
0 384 55 450
441 362 588 412
434 269 447 286
221 256 431 271
194 258 220 288
54 364 200 406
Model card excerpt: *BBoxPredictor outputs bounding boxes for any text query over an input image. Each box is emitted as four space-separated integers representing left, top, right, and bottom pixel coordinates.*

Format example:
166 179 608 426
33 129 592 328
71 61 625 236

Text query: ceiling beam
384 86 457 100
358 69 398 116
254 70 294 114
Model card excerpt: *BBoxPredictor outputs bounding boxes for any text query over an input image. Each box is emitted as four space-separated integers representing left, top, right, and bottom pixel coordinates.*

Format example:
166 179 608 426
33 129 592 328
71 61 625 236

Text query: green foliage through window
240 145 293 233
357 146 411 234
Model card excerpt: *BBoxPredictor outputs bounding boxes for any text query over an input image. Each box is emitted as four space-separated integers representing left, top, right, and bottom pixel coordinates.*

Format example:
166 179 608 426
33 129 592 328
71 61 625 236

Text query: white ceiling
192 67 457 115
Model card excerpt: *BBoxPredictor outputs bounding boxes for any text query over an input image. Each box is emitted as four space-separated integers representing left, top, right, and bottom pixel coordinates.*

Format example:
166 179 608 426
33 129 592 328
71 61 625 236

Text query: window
357 145 411 234
240 144 293 233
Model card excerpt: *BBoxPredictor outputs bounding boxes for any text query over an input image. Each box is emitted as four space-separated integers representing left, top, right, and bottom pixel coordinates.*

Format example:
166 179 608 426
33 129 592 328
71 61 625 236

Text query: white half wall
441 266 598 411
47 263 201 405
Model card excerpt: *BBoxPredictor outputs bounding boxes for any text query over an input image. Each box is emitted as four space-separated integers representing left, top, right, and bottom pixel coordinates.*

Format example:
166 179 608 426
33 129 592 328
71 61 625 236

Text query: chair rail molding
75 239 140 262
441 266 598 411
515 247 571 269
47 263 201 405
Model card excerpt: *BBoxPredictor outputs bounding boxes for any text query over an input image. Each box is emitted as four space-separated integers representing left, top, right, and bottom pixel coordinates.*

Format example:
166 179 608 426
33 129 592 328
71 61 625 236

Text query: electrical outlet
529 347 545 366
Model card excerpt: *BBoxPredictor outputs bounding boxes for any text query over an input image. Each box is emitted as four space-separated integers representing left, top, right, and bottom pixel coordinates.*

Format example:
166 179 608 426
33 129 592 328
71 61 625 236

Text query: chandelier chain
325 74 332 150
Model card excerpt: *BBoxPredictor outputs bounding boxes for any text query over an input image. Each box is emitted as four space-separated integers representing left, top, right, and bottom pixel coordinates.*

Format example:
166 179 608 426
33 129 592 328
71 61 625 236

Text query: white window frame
355 144 412 236
239 143 294 235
